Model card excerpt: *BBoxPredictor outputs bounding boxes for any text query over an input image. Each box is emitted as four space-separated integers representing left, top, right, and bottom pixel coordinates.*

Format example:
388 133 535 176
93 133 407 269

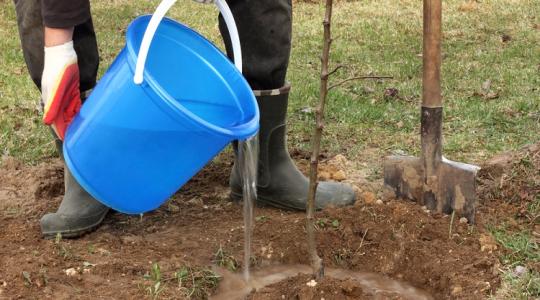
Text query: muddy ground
0 143 538 299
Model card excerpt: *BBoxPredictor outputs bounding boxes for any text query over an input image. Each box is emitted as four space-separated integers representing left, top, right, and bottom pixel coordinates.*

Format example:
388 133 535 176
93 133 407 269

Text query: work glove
41 41 81 141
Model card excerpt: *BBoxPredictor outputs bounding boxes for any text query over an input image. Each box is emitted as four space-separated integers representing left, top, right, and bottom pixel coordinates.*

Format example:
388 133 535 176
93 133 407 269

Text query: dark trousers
14 0 292 93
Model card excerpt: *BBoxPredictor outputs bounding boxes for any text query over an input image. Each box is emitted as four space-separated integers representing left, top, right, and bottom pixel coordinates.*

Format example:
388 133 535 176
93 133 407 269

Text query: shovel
383 0 480 222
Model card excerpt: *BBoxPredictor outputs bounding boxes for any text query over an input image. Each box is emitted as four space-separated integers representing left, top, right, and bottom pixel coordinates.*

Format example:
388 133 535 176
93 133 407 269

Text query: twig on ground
448 211 456 239
328 75 393 90
354 229 369 256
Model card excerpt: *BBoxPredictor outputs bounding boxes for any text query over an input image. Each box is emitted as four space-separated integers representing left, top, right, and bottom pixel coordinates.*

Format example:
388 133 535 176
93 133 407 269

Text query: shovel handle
422 0 442 108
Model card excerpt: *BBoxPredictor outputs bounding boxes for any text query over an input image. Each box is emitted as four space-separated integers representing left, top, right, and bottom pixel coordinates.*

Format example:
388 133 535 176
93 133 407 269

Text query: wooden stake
306 0 334 280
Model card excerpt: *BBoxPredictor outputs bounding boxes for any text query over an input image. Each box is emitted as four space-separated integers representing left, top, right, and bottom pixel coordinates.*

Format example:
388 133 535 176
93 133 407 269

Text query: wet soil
0 142 538 299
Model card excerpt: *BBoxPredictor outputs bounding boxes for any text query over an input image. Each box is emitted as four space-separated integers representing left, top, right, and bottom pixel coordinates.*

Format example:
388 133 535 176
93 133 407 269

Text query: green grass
213 245 239 272
287 0 540 165
487 151 540 299
489 225 540 299
142 262 220 299
490 225 539 267
494 268 540 300
1 0 538 165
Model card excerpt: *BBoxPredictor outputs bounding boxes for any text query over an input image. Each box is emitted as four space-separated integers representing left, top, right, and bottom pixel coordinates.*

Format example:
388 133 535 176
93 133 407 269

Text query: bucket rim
125 16 259 140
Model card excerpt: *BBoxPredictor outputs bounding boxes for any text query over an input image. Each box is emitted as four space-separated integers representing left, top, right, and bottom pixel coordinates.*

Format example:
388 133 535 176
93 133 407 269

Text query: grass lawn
0 0 538 297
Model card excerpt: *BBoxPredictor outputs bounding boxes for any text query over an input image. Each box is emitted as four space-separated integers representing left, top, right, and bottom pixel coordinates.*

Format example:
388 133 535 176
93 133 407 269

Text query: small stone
64 268 78 277
459 217 468 224
479 234 498 252
319 171 331 180
306 279 318 287
97 248 111 256
451 286 463 296
332 170 347 181
362 192 376 205
375 199 384 205
514 265 527 277
480 281 491 292
120 235 142 245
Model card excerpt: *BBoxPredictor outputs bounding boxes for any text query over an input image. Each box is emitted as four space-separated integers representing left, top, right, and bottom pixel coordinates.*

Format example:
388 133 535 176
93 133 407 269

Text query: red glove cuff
42 63 82 140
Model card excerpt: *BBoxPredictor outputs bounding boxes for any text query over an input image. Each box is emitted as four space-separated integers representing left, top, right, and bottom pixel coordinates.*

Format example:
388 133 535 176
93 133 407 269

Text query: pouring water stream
238 135 259 282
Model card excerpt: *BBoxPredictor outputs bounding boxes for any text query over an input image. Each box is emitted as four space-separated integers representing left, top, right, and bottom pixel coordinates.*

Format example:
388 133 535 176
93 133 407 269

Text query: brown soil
0 142 538 299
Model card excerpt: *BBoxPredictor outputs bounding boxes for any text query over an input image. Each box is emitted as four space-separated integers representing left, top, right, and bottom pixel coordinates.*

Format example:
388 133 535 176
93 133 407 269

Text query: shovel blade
437 158 480 222
384 155 480 223
383 155 424 202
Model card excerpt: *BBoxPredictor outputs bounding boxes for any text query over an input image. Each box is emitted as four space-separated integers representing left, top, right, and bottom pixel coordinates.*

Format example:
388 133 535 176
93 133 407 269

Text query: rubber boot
15 0 104 238
40 131 109 239
230 86 356 210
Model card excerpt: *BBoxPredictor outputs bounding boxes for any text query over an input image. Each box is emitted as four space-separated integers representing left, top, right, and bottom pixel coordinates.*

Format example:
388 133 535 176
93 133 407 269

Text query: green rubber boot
40 131 109 239
230 85 356 210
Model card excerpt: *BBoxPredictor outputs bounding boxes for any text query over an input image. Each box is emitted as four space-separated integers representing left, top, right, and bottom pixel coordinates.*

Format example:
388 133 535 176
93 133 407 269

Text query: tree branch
327 64 344 77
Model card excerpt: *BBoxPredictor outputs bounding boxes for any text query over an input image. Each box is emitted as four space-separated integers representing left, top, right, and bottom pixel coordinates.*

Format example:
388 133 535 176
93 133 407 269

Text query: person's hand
41 41 81 140
192 0 214 3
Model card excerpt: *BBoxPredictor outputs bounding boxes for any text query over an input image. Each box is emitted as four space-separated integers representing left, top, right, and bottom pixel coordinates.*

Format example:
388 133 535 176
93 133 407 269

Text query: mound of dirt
477 142 540 275
478 142 539 226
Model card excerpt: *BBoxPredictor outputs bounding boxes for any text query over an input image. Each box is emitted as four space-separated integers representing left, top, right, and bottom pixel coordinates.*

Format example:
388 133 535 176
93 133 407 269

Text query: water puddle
211 265 433 300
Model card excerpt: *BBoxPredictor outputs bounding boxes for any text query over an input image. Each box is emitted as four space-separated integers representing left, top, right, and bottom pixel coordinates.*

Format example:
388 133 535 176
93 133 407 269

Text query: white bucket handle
133 0 242 85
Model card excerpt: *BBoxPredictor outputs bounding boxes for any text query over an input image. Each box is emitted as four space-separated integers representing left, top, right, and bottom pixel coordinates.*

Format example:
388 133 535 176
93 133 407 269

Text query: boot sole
41 210 109 239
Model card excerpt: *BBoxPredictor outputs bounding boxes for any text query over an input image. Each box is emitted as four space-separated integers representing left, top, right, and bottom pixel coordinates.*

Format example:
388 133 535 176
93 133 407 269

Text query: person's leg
14 0 108 238
220 0 355 209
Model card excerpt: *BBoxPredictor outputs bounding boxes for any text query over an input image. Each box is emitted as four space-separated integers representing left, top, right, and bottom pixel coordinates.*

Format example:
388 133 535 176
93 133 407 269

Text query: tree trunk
306 0 334 280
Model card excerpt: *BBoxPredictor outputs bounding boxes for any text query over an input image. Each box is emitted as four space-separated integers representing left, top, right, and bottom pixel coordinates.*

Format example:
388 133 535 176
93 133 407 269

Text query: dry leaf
458 1 477 12
481 79 492 93
383 88 399 100
501 34 512 43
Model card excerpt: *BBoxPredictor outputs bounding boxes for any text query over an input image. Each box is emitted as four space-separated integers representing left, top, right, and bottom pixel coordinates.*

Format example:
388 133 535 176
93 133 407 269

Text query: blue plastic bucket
64 7 259 214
